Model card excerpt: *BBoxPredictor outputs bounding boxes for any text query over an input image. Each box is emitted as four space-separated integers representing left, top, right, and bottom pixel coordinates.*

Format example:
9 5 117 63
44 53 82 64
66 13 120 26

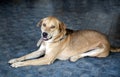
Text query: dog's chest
45 45 52 53
45 43 58 54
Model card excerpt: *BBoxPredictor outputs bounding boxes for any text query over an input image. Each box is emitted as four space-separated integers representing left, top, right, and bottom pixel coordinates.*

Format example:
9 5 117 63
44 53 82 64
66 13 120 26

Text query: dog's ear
37 19 43 27
59 22 66 33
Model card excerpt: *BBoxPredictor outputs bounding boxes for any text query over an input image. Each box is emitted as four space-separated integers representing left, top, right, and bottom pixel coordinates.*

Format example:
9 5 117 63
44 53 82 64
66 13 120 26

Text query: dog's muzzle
42 32 48 38
42 32 52 41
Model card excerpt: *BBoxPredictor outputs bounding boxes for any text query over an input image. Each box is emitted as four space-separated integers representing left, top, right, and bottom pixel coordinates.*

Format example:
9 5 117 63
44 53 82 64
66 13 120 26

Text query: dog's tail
110 47 120 52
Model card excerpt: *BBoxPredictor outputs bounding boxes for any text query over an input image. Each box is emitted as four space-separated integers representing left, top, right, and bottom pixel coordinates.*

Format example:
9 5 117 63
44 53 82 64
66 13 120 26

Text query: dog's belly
57 51 71 60
57 54 69 60
57 49 77 60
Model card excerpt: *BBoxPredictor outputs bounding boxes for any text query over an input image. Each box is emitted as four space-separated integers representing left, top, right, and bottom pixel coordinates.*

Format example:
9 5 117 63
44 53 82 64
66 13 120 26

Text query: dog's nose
42 32 48 38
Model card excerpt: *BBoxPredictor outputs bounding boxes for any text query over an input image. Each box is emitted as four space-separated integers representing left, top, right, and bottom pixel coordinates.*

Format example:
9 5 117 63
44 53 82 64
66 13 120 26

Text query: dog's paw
11 62 24 68
70 56 79 62
8 58 20 64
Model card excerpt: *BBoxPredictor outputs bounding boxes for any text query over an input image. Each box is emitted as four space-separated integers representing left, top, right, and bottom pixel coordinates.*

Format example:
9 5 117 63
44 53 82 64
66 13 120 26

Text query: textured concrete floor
0 0 120 77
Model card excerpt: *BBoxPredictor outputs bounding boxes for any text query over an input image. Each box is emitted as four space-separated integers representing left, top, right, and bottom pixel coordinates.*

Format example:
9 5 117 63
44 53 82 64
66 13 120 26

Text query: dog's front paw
11 62 24 68
70 56 79 62
8 58 20 64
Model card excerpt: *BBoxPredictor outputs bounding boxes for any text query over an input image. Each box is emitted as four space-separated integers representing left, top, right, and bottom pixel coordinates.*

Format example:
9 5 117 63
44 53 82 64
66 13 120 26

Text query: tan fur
8 16 120 68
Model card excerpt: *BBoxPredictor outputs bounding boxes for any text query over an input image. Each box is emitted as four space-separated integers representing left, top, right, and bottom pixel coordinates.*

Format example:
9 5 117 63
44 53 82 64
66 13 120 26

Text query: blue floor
0 0 120 77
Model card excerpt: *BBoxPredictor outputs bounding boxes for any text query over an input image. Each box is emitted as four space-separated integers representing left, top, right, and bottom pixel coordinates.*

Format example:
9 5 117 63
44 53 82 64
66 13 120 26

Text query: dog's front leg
37 38 43 47
8 44 45 64
8 50 44 64
11 55 56 68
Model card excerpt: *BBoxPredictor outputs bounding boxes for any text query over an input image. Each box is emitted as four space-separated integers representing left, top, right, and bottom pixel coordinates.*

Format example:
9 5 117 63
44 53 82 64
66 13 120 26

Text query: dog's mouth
42 37 52 41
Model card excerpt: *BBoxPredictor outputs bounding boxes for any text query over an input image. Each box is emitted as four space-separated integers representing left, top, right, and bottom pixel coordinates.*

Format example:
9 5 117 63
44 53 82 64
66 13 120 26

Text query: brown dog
8 16 120 68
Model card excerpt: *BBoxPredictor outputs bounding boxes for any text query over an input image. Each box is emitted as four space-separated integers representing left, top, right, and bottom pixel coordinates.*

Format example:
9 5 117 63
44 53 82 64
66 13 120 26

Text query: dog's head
37 16 66 41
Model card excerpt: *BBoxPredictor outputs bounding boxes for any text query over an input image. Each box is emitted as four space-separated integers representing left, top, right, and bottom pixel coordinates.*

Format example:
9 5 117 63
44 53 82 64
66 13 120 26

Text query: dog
8 16 120 68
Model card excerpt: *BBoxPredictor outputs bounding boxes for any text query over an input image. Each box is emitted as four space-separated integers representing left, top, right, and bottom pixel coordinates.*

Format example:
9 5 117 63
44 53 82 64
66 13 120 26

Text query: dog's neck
59 34 67 41
43 29 73 43
44 32 66 43
49 33 67 43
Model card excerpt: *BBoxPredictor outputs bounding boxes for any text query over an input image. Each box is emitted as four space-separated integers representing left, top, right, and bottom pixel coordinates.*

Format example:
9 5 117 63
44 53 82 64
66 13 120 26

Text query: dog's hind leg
70 45 106 62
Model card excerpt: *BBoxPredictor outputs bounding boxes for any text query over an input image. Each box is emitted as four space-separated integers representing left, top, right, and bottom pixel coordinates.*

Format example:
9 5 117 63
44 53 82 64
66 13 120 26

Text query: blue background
0 0 120 77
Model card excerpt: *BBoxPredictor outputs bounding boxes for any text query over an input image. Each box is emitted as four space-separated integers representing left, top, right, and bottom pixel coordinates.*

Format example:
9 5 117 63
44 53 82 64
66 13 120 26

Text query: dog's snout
42 32 48 38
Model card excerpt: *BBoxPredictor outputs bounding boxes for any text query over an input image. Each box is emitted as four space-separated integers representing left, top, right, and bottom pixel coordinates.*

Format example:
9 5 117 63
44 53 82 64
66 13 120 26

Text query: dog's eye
51 25 55 29
43 23 46 27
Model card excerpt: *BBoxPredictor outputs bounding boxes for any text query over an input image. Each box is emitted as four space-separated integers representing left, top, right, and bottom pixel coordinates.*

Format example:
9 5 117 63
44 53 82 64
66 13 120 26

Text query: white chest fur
45 43 54 54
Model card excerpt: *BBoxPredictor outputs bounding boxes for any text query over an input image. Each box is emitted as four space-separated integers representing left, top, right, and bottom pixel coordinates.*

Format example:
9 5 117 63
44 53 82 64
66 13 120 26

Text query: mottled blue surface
0 0 120 77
